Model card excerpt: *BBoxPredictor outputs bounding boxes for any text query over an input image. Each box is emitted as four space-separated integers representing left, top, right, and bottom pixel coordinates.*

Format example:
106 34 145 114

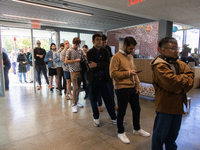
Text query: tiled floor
0 75 200 150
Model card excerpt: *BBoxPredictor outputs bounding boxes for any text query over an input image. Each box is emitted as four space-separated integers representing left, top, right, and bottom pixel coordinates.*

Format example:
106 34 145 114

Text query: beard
124 48 132 54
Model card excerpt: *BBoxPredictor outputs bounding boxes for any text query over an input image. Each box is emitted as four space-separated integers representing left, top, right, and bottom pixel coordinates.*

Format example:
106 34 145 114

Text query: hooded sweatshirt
150 56 194 114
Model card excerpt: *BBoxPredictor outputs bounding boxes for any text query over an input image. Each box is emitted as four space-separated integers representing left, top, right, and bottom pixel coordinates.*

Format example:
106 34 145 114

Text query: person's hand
174 89 182 94
136 89 141 96
75 59 81 62
38 55 43 58
49 58 53 61
22 61 26 64
130 70 137 76
89 61 97 68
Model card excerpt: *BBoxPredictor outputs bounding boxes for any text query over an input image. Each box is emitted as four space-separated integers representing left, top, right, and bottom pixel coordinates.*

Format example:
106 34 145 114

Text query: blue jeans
88 78 117 120
19 73 26 82
152 112 182 150
11 62 16 74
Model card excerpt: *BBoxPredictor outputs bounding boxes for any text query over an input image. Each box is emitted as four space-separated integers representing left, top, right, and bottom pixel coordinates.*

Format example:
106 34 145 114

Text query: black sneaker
50 87 54 91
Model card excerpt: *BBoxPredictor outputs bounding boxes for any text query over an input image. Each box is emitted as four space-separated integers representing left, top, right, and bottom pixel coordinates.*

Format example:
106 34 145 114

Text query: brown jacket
150 56 194 114
110 51 141 90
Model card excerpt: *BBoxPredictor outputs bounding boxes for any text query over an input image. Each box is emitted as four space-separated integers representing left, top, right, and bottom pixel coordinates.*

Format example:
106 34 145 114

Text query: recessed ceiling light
3 14 68 25
12 0 93 16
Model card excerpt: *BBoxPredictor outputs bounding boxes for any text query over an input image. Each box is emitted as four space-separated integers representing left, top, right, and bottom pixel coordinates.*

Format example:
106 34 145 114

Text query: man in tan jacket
150 37 194 150
110 36 150 144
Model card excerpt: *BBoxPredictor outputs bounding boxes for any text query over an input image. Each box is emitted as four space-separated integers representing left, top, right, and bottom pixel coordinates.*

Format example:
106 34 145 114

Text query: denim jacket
53 51 62 67
44 50 54 68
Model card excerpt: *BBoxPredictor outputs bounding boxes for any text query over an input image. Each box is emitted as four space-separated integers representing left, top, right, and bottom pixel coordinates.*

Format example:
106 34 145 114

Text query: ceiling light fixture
3 14 68 25
12 0 93 16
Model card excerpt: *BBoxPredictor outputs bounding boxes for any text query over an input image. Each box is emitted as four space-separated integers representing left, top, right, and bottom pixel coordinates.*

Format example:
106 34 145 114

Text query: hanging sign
145 25 152 32
32 21 41 29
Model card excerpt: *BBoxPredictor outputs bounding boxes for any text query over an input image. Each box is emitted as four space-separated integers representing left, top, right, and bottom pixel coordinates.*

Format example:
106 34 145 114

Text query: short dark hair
82 45 88 49
60 43 64 47
101 34 107 41
92 33 102 41
72 37 81 45
50 43 56 50
158 37 177 48
123 37 137 47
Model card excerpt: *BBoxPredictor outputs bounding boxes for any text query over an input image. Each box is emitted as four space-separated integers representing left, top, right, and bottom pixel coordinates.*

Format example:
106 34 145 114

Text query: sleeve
132 59 141 90
154 63 190 92
109 55 130 79
44 52 49 62
53 52 60 62
29 53 32 61
66 50 70 59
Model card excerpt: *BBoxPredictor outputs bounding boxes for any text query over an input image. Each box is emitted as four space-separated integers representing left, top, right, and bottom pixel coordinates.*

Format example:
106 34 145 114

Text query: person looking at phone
110 36 150 144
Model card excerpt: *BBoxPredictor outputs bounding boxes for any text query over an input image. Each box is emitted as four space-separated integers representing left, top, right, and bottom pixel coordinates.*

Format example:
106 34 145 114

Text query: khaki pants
70 71 82 105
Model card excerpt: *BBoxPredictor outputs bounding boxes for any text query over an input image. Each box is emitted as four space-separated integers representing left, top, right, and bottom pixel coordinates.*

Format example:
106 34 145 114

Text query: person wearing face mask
44 43 58 91
151 37 194 150
65 37 84 113
110 36 150 144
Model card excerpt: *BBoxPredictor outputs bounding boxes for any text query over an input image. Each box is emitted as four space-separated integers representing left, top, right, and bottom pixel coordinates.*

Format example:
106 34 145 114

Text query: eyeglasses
164 47 179 51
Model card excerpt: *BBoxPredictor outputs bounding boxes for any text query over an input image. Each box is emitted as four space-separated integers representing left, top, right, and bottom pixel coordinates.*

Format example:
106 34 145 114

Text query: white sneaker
133 129 150 137
77 102 84 108
94 119 101 127
111 119 126 125
118 132 130 144
72 105 78 113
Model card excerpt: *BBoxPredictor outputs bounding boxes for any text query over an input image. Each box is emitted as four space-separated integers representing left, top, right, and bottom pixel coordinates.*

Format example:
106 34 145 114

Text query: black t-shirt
34 47 46 66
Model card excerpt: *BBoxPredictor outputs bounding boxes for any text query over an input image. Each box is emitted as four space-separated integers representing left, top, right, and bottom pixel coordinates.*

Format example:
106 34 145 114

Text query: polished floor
0 74 200 150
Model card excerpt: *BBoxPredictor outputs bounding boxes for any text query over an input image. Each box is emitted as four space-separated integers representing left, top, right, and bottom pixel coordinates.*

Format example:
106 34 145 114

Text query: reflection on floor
0 77 200 150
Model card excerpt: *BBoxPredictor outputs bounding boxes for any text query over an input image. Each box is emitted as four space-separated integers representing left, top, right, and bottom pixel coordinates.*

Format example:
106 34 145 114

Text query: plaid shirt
66 47 83 72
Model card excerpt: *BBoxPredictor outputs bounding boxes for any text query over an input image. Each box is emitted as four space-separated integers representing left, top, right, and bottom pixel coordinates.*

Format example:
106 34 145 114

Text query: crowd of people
2 34 195 150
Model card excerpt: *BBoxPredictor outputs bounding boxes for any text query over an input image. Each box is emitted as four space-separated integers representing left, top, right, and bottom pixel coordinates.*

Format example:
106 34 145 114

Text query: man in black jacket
34 40 49 90
86 33 117 127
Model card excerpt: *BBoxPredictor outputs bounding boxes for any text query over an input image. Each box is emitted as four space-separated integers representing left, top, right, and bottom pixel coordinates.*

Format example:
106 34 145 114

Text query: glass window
80 33 93 49
60 31 78 47
186 29 199 53
173 30 183 52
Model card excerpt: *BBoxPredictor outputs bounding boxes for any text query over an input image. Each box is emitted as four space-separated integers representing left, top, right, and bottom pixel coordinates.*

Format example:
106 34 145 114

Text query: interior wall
107 22 159 58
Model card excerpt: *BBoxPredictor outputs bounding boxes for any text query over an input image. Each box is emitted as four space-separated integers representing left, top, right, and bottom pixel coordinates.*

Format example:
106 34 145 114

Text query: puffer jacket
150 56 194 114
17 54 27 73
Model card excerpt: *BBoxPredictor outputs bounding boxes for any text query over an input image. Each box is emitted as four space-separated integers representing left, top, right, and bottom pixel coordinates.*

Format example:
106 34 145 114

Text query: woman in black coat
17 49 28 83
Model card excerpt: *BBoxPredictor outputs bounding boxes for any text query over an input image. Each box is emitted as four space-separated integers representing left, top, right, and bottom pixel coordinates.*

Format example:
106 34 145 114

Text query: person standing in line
44 43 58 91
17 49 28 83
34 40 49 90
53 43 66 95
81 45 89 99
65 37 84 113
3 52 11 90
110 36 150 144
97 34 117 112
10 50 17 75
151 37 194 150
60 40 73 99
86 33 117 127
25 47 33 83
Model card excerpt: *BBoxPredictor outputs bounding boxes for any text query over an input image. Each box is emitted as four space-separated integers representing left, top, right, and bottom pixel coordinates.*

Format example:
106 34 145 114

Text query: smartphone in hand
135 70 143 74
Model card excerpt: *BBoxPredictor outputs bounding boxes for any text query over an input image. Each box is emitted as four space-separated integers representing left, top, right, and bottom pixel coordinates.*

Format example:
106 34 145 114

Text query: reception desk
134 58 200 88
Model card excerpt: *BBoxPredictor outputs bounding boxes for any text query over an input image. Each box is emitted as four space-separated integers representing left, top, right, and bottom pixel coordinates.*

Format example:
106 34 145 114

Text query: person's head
122 36 137 54
101 34 107 47
28 47 32 52
64 40 70 49
82 45 88 54
24 47 27 53
194 48 198 53
158 37 178 59
19 49 24 55
36 40 41 48
50 43 56 51
92 33 102 49
72 37 81 49
60 43 64 51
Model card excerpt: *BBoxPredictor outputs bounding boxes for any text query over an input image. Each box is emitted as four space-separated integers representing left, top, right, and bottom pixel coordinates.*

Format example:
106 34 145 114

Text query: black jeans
4 66 10 90
97 79 116 107
35 65 49 85
57 67 66 92
88 78 117 120
115 87 141 133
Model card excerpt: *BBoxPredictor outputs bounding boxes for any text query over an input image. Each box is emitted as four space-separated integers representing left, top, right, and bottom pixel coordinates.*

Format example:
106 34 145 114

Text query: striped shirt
60 48 69 71
66 47 83 72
